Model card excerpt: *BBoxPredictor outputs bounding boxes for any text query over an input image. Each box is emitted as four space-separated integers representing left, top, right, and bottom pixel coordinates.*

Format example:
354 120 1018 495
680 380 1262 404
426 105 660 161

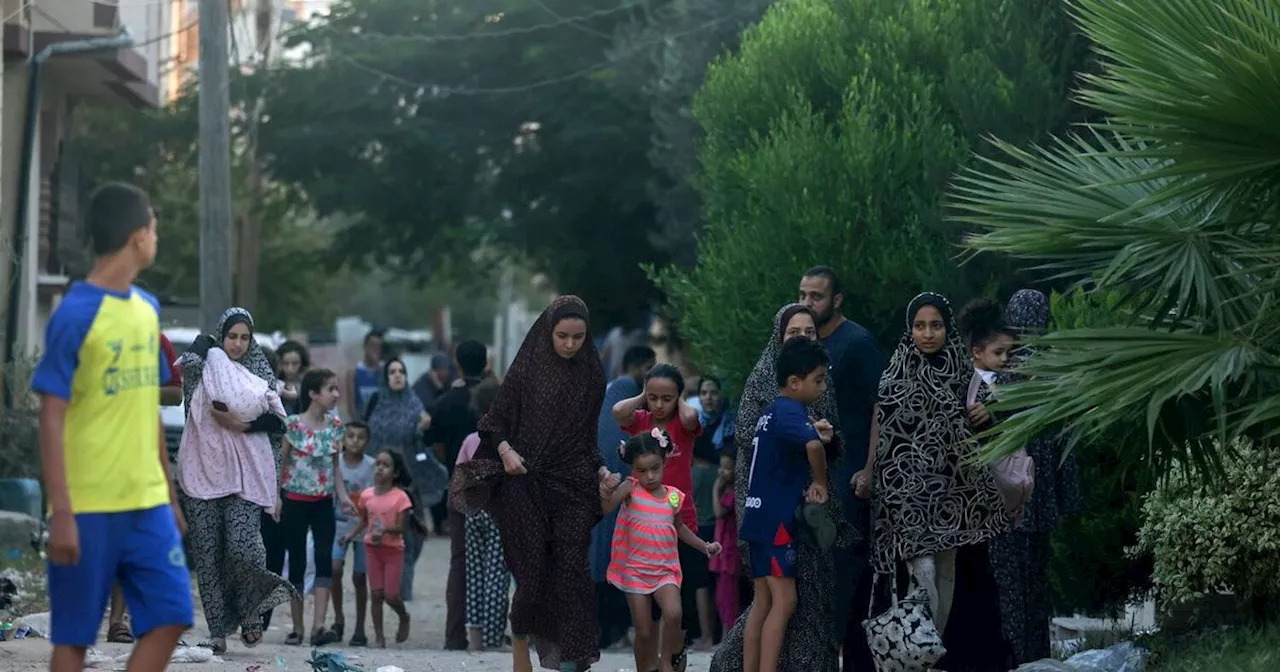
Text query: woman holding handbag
866 293 1012 671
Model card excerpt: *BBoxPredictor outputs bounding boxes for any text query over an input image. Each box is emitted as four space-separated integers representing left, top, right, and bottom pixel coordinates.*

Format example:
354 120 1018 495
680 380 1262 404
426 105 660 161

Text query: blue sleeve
30 294 101 402
136 287 171 386
776 405 820 448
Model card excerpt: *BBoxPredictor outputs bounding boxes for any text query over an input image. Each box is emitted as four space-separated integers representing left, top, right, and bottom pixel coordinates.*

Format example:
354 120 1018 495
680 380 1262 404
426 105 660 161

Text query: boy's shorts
748 541 797 579
48 505 193 647
332 526 367 574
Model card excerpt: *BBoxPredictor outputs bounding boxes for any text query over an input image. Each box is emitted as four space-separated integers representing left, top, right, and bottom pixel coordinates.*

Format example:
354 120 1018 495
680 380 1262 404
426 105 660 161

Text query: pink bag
967 373 1035 518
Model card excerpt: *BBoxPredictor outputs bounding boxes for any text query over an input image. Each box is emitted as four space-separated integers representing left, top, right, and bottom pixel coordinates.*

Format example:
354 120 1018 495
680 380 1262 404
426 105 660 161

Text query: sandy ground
3 534 713 671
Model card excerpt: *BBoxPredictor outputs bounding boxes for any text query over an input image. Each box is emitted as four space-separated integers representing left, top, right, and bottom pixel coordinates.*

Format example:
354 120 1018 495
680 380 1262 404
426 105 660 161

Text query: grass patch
1146 624 1280 671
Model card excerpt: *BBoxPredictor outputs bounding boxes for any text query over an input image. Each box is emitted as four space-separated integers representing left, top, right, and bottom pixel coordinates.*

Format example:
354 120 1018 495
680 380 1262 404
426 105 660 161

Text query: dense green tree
257 0 685 327
654 0 1093 389
953 0 1280 478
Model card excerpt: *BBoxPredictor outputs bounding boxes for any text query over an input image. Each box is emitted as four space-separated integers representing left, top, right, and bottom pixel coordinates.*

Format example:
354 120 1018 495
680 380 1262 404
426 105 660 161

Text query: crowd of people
33 180 1080 672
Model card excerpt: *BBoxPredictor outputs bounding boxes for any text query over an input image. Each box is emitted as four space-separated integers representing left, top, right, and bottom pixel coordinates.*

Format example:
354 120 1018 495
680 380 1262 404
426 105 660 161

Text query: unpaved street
4 534 713 671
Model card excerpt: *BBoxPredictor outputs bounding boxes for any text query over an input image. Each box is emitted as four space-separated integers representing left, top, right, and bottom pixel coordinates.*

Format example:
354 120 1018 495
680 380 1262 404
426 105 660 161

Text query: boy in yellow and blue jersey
32 182 192 672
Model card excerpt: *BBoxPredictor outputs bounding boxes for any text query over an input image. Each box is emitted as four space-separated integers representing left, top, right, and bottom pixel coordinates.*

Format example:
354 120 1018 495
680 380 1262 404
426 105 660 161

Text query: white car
162 326 285 455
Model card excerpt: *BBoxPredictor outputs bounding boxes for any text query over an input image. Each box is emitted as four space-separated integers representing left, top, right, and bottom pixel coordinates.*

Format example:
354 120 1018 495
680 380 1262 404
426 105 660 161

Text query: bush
1045 289 1156 617
653 0 1094 389
1135 442 1280 623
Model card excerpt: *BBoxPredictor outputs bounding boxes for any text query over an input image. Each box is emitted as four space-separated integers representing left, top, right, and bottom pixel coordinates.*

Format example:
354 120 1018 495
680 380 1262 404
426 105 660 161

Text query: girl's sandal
285 632 303 646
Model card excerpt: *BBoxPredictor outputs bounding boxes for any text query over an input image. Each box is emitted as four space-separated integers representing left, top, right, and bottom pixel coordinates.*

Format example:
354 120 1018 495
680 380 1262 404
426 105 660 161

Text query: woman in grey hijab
177 307 296 652
711 303 853 672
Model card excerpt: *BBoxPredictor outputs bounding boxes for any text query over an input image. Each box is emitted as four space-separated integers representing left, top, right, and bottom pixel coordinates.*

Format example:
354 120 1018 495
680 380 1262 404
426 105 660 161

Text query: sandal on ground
241 628 263 648
329 620 345 640
311 627 339 647
672 649 688 672
349 631 368 647
285 631 303 646
395 614 411 644
197 638 227 655
106 622 134 644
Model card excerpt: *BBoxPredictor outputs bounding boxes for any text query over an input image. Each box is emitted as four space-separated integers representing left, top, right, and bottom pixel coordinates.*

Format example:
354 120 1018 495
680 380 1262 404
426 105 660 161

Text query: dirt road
3 534 713 671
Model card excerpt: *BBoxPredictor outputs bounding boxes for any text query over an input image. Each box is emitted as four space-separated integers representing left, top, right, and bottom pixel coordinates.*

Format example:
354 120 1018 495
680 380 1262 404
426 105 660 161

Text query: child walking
740 337 833 672
343 448 427 647
603 428 722 672
329 421 375 646
709 452 742 629
612 363 706 670
34 183 192 672
455 379 512 651
279 368 356 646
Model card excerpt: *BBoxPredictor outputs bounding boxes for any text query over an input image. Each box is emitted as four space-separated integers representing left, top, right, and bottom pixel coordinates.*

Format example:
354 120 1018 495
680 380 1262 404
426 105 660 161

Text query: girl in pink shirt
343 449 425 647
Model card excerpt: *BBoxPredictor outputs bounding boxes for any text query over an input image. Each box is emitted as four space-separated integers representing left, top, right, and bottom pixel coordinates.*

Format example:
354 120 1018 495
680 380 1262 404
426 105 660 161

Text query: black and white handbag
862 573 946 672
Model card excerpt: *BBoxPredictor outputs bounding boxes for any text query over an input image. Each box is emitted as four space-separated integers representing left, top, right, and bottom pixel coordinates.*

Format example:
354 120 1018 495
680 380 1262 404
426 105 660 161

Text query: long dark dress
451 296 606 670
989 289 1081 664
711 304 855 672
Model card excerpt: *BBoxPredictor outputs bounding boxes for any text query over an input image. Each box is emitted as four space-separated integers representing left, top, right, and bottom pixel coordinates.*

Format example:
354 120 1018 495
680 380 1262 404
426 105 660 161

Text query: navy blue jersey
741 396 820 545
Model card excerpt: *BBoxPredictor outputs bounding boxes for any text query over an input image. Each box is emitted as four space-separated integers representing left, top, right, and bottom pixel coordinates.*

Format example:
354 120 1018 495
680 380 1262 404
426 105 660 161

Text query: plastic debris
307 649 363 672
375 666 405 672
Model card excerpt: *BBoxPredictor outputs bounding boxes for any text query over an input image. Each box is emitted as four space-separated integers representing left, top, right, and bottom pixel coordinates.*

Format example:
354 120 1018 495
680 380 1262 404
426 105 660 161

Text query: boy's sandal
349 632 369 647
197 638 227 655
106 622 134 643
285 632 304 646
311 627 339 646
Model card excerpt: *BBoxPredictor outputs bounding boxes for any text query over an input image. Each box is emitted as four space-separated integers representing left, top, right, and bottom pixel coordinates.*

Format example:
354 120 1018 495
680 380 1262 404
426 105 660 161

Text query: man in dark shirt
799 265 886 672
424 340 488 651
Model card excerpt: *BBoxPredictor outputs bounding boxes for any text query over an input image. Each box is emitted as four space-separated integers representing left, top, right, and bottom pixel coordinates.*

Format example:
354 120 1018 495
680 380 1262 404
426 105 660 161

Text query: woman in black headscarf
710 303 853 672
870 292 1011 671
451 296 612 672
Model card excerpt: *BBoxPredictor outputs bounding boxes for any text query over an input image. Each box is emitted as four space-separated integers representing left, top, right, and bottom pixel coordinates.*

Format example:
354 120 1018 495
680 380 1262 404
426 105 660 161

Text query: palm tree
950 0 1280 477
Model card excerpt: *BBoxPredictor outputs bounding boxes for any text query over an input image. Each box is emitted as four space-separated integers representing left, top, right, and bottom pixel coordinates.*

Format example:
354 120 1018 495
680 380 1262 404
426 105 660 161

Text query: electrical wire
331 12 736 98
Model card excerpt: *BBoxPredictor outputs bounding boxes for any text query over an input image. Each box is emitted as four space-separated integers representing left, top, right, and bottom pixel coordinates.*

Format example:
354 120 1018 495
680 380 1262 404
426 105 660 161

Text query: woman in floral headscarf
870 292 1011 671
990 289 1081 664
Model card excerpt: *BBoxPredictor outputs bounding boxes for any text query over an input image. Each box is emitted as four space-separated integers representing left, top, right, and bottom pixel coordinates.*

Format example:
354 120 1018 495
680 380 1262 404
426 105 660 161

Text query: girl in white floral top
278 368 356 647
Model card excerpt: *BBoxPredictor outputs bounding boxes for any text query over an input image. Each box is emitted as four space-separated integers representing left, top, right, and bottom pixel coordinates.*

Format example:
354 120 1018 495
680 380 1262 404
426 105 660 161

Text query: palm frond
1071 0 1280 202
952 129 1261 330
979 327 1280 474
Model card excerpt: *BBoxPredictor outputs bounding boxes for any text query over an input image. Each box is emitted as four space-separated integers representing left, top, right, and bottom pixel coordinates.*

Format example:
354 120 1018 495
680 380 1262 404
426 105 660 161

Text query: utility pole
198 0 234 333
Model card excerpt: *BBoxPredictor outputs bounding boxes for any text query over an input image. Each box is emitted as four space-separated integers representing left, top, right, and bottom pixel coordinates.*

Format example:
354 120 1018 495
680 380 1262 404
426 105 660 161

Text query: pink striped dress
607 480 685 594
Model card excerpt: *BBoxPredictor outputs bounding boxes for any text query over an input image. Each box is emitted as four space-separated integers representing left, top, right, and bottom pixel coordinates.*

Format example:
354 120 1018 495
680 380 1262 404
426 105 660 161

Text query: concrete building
0 0 173 363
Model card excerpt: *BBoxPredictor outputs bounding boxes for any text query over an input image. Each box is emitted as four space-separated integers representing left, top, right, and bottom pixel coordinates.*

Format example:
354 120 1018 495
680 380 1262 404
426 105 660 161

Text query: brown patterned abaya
451 296 607 670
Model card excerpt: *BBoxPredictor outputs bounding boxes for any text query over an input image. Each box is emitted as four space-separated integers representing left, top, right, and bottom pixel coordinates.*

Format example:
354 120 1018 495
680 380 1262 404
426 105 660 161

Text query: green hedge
653 0 1093 391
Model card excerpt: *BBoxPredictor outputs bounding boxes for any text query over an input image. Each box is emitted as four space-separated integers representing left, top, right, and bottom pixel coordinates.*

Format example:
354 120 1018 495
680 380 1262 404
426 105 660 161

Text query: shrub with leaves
1135 442 1280 623
653 0 1093 389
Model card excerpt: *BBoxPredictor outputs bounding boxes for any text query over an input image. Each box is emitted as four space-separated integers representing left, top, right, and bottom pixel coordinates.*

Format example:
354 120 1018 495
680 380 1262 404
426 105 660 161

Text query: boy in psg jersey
740 337 833 672
33 183 192 672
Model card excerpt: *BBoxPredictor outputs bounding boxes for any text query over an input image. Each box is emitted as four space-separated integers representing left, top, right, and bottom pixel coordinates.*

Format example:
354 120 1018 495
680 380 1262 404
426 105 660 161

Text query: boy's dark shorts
748 541 797 579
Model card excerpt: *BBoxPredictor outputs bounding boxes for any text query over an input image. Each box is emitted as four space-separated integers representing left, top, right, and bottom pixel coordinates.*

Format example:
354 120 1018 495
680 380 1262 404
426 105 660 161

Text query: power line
318 0 647 44
330 13 734 98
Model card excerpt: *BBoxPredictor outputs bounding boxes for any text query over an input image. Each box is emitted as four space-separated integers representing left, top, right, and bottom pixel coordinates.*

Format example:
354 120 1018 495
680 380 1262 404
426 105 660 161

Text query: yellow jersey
31 282 170 513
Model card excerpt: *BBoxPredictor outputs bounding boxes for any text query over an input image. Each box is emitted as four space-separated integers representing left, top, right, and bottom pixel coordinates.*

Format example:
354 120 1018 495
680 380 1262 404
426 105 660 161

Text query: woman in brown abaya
452 296 611 672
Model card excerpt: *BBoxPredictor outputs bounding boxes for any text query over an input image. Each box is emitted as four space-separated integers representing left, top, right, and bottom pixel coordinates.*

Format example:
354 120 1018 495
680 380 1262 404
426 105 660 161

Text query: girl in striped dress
602 428 722 672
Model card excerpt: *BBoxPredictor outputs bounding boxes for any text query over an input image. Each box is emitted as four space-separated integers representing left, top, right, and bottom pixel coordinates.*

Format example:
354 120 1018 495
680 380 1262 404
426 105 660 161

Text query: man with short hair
347 329 385 420
798 265 885 672
425 340 490 650
34 182 192 672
